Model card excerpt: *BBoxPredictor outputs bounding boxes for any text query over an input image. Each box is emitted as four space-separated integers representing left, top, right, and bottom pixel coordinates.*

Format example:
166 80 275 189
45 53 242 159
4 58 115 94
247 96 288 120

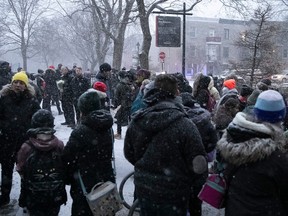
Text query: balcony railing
206 37 221 43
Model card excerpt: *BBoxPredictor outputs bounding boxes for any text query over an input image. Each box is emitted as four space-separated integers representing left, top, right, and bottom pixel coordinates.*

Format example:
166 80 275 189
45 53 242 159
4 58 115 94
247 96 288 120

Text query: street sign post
159 52 165 71
159 51 166 60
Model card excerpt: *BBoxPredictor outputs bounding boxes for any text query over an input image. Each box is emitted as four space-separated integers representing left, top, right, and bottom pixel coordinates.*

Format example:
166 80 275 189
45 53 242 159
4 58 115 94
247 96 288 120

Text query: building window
223 47 229 58
224 29 229 40
209 28 215 37
207 44 217 61
191 27 196 38
284 49 288 58
190 26 196 38
191 45 196 57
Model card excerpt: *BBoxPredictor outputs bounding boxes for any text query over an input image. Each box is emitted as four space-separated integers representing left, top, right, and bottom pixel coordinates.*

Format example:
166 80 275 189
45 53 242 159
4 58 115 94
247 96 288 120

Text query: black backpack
23 142 67 209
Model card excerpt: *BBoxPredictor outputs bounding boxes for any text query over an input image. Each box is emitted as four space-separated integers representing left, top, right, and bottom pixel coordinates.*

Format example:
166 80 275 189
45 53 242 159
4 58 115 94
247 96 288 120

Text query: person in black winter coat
71 67 90 123
113 70 136 139
0 61 12 90
0 72 40 207
180 92 218 216
193 75 214 111
62 91 115 216
124 74 207 216
172 72 193 93
93 63 112 105
180 92 218 154
42 67 63 115
59 66 75 127
217 90 288 216
27 73 43 105
213 97 240 138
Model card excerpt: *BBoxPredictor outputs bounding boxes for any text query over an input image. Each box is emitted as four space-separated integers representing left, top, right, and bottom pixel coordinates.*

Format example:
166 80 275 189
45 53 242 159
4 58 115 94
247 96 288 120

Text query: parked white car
271 71 288 82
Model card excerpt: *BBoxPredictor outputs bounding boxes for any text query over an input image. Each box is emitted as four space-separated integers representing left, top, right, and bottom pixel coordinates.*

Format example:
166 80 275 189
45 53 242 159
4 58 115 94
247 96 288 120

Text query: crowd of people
0 59 288 216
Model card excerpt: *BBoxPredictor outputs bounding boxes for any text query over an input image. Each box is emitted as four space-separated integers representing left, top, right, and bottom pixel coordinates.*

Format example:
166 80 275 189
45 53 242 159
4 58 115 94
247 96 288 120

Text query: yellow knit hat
12 72 29 86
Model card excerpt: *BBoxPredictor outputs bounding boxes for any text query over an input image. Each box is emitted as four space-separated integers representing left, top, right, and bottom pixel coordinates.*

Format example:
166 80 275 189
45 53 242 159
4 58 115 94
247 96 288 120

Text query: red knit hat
48 65 55 70
223 79 236 90
93 81 107 93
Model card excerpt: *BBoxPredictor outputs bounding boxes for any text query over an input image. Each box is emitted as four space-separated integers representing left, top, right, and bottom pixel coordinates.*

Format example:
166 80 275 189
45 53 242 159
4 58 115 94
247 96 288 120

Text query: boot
114 133 122 140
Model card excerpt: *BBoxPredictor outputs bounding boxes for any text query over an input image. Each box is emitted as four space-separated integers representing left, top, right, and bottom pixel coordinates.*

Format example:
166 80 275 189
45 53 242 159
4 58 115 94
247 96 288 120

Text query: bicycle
119 171 140 215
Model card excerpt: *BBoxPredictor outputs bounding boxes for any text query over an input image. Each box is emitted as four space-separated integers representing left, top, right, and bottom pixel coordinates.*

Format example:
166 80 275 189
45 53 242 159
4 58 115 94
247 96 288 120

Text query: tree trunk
22 47 28 71
136 0 152 70
113 39 124 70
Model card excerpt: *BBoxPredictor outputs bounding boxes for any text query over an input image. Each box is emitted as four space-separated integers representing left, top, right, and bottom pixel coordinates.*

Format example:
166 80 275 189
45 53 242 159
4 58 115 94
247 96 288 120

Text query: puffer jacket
218 112 288 216
124 88 207 204
0 84 40 157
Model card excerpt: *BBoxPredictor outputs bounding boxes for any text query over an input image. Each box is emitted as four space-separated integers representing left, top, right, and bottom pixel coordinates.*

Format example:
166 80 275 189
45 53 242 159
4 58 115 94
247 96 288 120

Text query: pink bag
198 174 226 209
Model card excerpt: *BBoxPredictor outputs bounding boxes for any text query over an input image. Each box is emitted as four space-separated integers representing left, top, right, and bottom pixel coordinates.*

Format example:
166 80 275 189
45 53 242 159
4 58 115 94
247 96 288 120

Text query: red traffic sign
159 52 166 60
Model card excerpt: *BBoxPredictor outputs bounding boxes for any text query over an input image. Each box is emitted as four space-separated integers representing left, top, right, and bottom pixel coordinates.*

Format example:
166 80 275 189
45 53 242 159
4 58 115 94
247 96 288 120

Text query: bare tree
0 0 50 70
55 0 110 71
136 0 203 70
32 18 65 67
57 0 136 71
89 0 137 70
234 5 284 85
61 12 104 72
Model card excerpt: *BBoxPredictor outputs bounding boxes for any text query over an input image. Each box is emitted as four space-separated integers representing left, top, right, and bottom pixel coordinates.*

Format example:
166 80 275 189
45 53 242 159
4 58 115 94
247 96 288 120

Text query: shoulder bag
198 173 226 209
198 164 238 209
78 171 123 216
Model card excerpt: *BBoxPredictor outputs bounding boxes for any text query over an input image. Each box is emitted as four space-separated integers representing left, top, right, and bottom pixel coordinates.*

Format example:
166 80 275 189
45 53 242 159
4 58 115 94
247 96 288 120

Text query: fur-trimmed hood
217 112 286 166
0 83 35 97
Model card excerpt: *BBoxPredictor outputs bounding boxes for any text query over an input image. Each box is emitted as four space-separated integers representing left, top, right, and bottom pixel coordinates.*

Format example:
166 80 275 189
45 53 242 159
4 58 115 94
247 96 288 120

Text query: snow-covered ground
3 103 224 216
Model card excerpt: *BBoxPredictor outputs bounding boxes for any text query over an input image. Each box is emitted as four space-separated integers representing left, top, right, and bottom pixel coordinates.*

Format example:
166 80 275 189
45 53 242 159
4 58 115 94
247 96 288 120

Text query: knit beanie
93 81 107 93
12 72 29 86
31 109 54 128
260 78 272 86
78 91 101 115
223 79 236 90
240 84 253 97
254 90 286 123
256 81 268 91
99 63 111 72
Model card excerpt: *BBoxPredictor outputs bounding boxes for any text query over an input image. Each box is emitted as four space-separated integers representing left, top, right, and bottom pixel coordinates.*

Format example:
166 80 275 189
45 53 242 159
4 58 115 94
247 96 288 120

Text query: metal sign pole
182 2 186 77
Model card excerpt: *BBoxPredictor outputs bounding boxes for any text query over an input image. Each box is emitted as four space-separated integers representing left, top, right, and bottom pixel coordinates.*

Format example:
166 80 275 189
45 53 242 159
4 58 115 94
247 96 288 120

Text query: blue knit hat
254 90 286 123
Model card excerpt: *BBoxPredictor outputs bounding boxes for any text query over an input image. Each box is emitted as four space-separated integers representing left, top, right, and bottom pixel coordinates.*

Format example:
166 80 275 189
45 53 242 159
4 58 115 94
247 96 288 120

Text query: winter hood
81 109 113 131
132 98 187 134
0 83 36 97
217 112 286 166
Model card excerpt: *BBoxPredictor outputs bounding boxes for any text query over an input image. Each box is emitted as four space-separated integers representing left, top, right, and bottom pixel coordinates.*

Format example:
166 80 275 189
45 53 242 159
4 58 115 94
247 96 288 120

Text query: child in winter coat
62 91 115 216
16 109 66 216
